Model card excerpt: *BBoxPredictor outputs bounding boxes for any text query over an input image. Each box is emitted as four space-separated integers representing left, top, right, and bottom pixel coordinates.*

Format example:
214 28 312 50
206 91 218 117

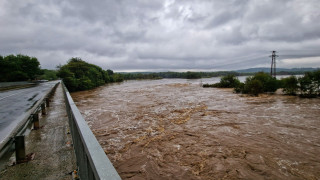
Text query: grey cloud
0 0 320 71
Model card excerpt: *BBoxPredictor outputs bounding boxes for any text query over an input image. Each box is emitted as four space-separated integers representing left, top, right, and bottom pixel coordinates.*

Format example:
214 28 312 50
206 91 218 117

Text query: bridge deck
0 84 76 179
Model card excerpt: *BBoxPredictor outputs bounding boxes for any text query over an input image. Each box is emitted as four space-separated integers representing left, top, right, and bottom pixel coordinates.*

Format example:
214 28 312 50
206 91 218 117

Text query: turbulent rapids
72 78 320 180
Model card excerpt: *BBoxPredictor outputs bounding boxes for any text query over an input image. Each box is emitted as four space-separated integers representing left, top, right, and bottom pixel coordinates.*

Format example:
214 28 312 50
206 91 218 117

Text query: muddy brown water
71 78 320 180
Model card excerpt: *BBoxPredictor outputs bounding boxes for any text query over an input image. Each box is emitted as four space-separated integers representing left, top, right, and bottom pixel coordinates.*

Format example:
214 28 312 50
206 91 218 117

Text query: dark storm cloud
0 0 319 71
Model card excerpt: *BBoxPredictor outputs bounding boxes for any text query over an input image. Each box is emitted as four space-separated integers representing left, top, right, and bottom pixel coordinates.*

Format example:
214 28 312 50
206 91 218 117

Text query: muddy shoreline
72 79 320 179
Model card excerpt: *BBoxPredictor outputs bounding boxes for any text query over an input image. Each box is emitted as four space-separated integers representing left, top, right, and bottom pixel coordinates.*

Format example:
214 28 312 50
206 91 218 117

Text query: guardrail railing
0 81 60 162
62 82 121 180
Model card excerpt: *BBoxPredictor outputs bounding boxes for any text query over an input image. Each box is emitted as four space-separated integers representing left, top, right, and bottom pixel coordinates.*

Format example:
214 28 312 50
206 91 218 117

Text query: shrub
313 70 320 95
218 74 241 88
242 78 263 96
202 83 214 88
235 72 279 96
298 72 317 97
57 57 123 92
234 82 245 93
281 76 299 95
251 72 279 92
203 74 241 88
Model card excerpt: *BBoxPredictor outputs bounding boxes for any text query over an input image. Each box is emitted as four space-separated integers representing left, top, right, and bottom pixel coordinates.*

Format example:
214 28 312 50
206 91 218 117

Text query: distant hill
119 72 154 74
235 67 318 73
118 68 319 76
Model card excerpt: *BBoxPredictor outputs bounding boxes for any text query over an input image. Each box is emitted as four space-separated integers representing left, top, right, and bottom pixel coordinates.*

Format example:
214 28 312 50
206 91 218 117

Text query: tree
281 76 299 95
106 69 114 76
111 73 124 82
242 77 264 96
38 69 58 80
218 74 241 88
234 82 245 93
17 54 41 80
298 72 316 97
57 57 123 92
186 71 201 79
251 72 278 92
311 70 320 96
0 54 41 82
202 74 241 88
234 72 279 96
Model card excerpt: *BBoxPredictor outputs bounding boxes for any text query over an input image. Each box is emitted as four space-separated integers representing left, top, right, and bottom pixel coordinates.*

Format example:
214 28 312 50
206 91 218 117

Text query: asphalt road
0 81 59 146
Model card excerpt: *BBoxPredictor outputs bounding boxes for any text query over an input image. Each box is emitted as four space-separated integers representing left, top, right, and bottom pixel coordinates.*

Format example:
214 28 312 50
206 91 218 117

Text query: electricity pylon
270 51 278 78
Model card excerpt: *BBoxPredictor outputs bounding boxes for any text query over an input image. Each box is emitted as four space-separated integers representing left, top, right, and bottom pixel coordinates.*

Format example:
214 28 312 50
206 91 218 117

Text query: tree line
122 71 241 80
203 71 320 97
0 54 42 82
121 70 316 80
1 54 319 95
0 54 124 92
57 57 123 92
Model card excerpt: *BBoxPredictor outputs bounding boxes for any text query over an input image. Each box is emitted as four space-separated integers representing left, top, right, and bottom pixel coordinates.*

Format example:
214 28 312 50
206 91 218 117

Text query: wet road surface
72 78 320 179
0 83 76 179
0 81 59 146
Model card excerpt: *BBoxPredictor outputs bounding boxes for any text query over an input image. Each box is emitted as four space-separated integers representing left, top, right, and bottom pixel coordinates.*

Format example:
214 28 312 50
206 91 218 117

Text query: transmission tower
269 51 278 78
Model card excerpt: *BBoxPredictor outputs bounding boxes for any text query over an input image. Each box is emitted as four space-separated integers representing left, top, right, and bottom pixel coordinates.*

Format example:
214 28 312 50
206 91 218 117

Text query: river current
72 77 320 179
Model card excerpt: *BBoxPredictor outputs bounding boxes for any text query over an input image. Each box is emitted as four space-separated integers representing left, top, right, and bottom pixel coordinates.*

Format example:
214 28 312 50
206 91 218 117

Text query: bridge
0 81 121 179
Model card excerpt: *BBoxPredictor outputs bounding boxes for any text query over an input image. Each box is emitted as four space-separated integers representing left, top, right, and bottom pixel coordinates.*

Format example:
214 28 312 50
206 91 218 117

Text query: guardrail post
0 81 61 163
41 103 46 115
45 98 50 107
15 136 26 163
33 113 40 130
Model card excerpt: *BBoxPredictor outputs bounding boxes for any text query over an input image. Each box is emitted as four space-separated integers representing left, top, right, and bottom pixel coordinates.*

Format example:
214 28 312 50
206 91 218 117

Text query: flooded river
71 78 320 180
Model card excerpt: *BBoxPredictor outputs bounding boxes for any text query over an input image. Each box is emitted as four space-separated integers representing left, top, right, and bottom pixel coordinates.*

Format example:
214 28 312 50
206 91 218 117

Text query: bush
251 72 279 92
281 76 299 95
202 83 214 88
57 57 123 92
38 69 58 81
186 71 201 79
235 72 279 96
242 78 263 96
234 82 245 93
8 71 29 81
218 74 241 88
203 75 240 88
313 70 320 95
298 72 317 97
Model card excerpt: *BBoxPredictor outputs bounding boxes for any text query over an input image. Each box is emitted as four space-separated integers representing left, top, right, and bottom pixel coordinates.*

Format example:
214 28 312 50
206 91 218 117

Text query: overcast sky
1 0 320 72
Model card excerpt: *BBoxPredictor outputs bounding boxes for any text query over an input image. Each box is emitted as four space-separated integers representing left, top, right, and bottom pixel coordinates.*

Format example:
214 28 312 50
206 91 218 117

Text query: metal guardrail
0 81 60 159
62 82 121 180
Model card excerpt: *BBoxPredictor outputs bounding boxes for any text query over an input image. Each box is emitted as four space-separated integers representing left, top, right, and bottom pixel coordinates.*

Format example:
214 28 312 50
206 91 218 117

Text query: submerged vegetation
203 74 241 88
204 70 320 97
57 57 123 92
240 72 279 95
295 70 320 97
203 72 279 96
281 76 299 95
